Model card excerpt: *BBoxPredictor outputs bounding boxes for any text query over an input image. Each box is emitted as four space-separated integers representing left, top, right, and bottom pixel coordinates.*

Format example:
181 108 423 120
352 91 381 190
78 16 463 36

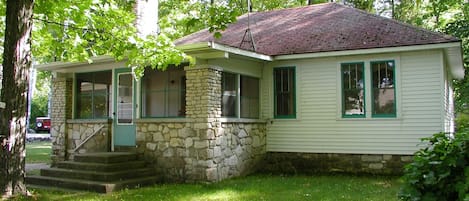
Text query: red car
36 117 51 133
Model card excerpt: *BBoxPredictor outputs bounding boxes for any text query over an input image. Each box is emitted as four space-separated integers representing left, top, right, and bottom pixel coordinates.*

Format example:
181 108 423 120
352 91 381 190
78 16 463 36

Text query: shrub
398 130 469 201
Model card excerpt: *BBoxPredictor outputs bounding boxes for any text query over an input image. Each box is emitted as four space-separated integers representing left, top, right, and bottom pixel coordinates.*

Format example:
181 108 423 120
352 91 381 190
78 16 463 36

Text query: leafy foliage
445 8 469 113
398 131 469 201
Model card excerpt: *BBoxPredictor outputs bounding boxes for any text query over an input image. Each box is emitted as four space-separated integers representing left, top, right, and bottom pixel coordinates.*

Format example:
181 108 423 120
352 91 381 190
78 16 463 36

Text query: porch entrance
113 68 136 149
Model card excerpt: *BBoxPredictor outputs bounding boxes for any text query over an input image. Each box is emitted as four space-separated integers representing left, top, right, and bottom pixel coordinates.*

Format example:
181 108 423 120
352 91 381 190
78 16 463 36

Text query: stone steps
26 152 159 193
56 160 146 172
27 175 159 193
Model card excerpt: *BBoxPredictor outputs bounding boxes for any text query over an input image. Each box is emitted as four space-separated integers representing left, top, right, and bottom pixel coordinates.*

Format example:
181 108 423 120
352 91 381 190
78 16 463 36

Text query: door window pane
117 73 133 124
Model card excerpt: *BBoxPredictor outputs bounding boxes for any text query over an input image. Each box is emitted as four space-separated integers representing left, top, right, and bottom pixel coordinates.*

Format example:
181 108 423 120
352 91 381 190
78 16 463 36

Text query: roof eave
274 42 464 79
444 43 465 80
177 42 273 61
35 55 118 72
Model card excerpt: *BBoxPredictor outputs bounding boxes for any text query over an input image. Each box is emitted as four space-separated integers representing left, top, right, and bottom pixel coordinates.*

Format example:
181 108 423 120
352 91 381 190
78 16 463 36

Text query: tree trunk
0 0 34 198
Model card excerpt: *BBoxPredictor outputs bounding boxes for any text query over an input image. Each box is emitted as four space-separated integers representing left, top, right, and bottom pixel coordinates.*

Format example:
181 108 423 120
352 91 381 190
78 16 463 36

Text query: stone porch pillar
50 74 72 165
185 65 222 121
185 65 223 182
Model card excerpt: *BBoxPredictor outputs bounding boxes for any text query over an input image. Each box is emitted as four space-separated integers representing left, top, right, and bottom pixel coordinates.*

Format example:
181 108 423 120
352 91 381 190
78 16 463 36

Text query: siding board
265 50 446 155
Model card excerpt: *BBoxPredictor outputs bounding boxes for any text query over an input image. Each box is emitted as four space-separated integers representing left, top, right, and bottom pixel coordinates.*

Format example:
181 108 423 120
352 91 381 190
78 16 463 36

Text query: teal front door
113 68 136 148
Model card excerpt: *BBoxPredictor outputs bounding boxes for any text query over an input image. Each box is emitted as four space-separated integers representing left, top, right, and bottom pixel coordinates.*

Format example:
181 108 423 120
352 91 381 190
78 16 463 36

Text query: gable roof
175 3 460 56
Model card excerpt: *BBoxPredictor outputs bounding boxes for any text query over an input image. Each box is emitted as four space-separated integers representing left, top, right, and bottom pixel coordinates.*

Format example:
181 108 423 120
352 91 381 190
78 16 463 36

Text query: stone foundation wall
136 120 266 183
66 120 111 160
262 152 413 175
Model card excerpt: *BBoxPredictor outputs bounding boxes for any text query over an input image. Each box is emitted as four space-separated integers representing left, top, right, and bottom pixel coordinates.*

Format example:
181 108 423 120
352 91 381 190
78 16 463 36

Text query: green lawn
17 174 400 201
22 142 400 201
26 141 51 164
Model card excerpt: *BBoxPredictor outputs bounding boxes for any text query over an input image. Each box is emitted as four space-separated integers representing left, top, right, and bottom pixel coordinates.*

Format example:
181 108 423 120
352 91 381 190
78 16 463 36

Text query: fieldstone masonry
262 152 413 175
66 120 111 160
50 76 72 165
135 120 266 182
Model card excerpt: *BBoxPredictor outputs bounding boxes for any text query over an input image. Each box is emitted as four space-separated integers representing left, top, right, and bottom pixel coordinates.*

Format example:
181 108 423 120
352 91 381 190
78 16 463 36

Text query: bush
398 130 469 201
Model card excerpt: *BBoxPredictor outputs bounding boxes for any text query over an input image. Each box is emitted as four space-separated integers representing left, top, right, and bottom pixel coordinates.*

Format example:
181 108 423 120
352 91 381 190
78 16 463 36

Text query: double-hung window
371 60 396 117
340 60 396 118
222 72 260 118
141 67 186 118
274 67 296 118
341 63 365 117
76 71 112 119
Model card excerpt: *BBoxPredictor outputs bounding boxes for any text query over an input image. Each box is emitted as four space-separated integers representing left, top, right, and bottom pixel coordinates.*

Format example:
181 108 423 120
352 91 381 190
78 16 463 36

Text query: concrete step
73 152 138 163
26 151 159 193
40 167 155 182
56 160 146 172
26 175 160 193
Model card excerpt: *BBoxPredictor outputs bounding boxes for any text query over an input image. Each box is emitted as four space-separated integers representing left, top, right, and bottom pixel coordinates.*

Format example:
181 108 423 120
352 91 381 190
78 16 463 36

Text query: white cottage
36 2 464 183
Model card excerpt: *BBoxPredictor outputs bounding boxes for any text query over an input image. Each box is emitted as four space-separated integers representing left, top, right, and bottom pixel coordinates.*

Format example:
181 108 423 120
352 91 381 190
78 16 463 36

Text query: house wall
133 65 266 182
262 50 446 155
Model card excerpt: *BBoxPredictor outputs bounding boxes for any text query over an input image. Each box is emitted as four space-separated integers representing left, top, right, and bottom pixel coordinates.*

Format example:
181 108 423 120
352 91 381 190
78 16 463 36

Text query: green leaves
125 33 186 79
207 2 239 39
399 130 469 201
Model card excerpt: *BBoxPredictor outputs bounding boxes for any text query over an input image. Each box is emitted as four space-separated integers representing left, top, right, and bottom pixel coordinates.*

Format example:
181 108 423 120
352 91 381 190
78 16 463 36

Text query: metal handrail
73 125 105 152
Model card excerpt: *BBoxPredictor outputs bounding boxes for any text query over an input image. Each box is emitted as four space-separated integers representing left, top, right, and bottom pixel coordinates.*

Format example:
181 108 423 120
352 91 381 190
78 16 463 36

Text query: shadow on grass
15 174 400 201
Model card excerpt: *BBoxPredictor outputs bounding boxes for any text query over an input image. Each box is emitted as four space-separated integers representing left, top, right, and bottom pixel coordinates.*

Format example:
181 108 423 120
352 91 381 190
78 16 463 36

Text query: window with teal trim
76 70 112 119
341 63 365 117
274 67 296 118
371 60 396 117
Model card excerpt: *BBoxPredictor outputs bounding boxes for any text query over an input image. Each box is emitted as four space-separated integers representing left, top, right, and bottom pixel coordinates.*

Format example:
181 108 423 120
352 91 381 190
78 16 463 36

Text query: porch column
50 73 72 165
185 65 222 121
185 65 223 182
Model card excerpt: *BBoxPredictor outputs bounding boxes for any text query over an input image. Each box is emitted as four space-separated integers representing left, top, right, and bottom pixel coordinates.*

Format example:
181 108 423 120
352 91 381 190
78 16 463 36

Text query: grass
15 174 400 201
22 142 400 200
26 141 51 164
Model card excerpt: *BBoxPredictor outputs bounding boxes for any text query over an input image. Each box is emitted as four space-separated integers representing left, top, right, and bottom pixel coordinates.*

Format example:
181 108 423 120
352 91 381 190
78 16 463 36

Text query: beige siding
264 50 446 155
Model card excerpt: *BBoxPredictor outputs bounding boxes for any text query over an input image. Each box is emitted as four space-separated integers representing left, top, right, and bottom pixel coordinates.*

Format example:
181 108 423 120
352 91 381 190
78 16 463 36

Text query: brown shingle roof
175 3 459 56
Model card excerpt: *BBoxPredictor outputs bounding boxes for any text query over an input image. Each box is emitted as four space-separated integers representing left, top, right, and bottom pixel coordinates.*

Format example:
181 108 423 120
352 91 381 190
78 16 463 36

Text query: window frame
74 70 112 119
341 62 366 118
221 72 239 118
140 67 186 118
221 71 260 119
370 60 397 118
273 66 296 119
